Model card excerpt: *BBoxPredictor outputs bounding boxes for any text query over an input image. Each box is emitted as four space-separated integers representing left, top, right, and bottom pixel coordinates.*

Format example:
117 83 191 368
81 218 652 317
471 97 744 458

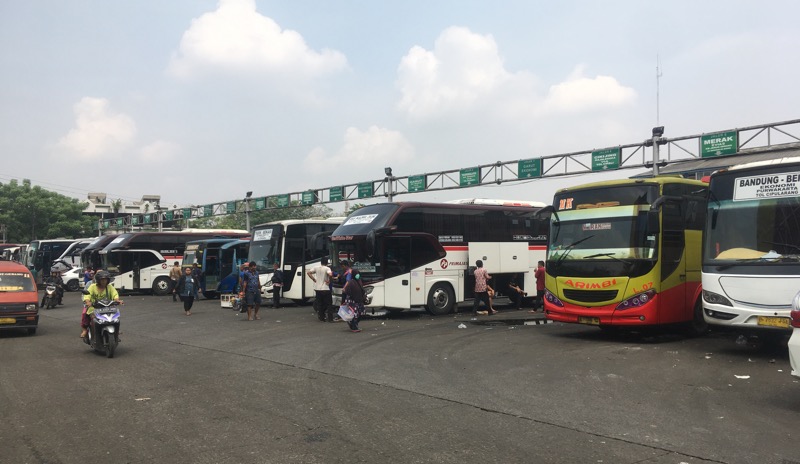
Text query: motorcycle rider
80 270 122 339
43 268 65 306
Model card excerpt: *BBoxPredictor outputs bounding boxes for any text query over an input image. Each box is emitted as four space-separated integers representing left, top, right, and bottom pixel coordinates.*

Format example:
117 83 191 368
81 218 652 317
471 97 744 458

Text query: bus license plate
0 318 16 325
757 316 790 329
578 316 600 326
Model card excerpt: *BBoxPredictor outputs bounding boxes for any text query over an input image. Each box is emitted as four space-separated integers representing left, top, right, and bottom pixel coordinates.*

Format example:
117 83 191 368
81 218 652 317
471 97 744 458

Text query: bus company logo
162 263 168 269
440 259 448 269
563 278 617 289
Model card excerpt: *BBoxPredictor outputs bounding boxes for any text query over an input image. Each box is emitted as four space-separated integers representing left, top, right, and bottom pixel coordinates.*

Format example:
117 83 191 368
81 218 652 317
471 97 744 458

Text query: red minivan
0 260 39 335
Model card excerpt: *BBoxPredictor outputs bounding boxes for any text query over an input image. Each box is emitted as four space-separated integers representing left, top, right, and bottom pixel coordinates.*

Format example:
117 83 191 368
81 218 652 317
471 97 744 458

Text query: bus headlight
544 289 564 308
616 289 656 310
364 286 373 295
702 290 732 307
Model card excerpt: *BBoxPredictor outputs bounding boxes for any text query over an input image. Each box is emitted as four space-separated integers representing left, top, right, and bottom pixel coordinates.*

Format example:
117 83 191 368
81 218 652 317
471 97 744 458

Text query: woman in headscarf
342 272 366 332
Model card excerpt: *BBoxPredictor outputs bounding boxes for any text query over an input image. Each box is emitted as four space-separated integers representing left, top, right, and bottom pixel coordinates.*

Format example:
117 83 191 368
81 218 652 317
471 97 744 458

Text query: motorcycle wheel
106 332 117 358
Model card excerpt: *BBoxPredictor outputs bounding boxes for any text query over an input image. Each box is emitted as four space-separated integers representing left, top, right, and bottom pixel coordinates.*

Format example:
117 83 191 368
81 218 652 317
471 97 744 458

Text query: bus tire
203 291 217 299
685 299 708 337
427 283 455 316
152 277 171 296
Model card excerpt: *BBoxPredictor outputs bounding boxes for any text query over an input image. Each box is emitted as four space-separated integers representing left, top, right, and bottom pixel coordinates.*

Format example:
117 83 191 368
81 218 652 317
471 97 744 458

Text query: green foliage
345 203 367 216
188 203 335 230
0 179 95 242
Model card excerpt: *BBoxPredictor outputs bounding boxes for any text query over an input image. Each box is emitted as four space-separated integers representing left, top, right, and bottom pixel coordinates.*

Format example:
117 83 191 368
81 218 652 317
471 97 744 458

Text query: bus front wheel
152 277 171 296
685 300 709 337
427 283 455 316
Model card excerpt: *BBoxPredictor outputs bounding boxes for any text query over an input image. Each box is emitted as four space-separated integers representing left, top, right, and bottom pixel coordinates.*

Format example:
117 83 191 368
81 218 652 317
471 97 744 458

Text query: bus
0 244 24 261
248 218 344 304
542 177 708 332
183 238 250 297
50 239 94 272
328 200 549 315
702 156 800 332
23 238 84 284
100 230 249 295
80 234 119 277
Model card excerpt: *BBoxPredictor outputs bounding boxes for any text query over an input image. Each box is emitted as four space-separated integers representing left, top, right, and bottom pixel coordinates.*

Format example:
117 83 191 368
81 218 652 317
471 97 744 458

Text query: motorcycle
83 298 121 358
42 284 58 309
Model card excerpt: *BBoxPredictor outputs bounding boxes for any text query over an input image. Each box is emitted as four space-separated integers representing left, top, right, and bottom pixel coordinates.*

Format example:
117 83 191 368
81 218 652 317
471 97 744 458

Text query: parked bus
23 238 84 284
542 177 708 332
80 234 119 278
328 200 549 315
50 238 94 272
702 156 800 332
100 230 249 295
183 238 250 297
0 244 24 261
248 218 344 304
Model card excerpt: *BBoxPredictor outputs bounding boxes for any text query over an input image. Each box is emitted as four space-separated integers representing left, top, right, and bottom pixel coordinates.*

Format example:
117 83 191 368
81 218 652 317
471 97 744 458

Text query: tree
0 179 95 243
188 203 335 230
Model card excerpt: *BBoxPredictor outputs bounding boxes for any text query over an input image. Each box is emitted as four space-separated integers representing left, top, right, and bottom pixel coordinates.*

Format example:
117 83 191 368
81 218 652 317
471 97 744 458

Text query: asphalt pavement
1 291 799 464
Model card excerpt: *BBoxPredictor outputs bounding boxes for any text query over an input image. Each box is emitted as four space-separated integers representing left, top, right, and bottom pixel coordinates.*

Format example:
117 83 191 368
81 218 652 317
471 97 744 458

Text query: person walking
240 261 262 321
532 260 546 312
176 266 199 316
271 262 284 308
307 257 333 322
342 272 366 332
472 260 496 316
169 261 182 302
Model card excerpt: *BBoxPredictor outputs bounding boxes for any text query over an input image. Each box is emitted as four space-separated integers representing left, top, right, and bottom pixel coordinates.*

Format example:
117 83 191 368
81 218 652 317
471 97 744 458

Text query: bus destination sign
733 172 800 201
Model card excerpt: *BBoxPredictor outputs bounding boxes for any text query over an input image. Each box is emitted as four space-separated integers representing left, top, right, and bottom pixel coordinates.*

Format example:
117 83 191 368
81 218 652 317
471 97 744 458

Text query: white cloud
396 27 636 120
304 126 414 177
168 0 347 79
57 97 136 159
541 65 637 114
140 140 181 162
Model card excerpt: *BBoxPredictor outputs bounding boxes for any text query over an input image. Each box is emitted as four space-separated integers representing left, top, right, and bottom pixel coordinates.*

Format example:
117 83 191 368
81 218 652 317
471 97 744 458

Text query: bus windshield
705 170 800 266
250 225 283 273
330 236 381 282
547 206 657 278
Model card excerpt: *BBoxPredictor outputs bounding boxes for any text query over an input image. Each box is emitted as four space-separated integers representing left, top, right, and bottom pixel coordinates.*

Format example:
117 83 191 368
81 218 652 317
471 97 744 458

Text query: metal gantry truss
97 118 800 231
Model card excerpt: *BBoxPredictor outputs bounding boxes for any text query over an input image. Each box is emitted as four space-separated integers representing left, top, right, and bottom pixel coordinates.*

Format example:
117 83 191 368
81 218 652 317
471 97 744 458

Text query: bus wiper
716 256 786 271
760 241 800 253
554 235 595 266
583 252 634 266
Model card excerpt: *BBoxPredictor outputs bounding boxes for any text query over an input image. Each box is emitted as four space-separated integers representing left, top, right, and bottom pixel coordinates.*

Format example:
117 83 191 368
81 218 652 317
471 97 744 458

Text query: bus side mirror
711 208 719 229
366 230 376 258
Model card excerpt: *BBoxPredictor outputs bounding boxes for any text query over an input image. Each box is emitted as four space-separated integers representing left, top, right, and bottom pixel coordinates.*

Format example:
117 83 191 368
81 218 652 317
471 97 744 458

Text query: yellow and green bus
542 177 708 333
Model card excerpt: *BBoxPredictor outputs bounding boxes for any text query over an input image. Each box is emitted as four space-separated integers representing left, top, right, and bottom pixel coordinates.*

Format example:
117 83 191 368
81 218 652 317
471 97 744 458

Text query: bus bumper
545 296 659 326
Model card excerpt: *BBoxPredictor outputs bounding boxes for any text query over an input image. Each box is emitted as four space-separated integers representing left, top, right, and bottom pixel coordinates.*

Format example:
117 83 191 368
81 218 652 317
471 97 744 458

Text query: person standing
307 257 333 322
176 266 199 316
192 262 205 299
533 260 546 312
271 262 284 308
240 261 262 321
169 261 182 302
472 260 496 316
82 267 94 289
342 272 366 332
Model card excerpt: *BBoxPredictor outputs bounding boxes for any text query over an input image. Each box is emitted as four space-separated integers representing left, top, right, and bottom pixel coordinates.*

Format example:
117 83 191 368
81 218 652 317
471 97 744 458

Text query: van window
0 272 36 292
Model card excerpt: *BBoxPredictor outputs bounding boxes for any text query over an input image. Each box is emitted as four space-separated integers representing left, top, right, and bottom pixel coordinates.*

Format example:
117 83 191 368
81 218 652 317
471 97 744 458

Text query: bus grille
563 289 618 303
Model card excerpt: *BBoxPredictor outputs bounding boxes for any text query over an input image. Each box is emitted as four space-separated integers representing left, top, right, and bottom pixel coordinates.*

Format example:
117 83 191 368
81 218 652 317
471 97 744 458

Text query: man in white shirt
307 256 333 322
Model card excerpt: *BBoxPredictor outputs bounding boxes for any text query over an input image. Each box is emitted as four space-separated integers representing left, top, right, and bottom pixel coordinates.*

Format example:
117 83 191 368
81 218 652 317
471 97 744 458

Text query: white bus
328 200 549 315
702 156 800 332
100 230 248 295
248 218 344 304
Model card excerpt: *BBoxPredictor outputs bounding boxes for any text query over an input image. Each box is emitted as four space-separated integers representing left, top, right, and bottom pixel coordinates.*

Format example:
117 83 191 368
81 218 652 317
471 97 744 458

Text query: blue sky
1 0 799 210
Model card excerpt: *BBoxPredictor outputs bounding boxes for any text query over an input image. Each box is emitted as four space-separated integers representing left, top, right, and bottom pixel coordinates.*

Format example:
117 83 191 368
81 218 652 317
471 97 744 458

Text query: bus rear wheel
427 283 455 316
152 277 172 296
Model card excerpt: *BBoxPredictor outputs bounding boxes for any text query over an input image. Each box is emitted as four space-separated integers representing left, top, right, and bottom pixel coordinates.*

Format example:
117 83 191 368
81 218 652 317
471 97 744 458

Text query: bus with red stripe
541 177 708 333
329 199 549 315
99 230 249 295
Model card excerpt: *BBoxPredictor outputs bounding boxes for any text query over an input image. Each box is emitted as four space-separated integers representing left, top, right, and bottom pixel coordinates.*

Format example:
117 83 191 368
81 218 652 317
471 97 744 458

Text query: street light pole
245 191 253 231
384 167 394 202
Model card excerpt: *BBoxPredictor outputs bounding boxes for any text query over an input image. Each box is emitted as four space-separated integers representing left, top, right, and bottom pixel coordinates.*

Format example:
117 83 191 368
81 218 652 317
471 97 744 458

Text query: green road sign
103 220 110 228
302 191 316 205
518 158 542 178
183 208 192 219
277 195 290 207
165 211 173 221
330 186 344 202
701 131 738 158
592 148 620 171
226 201 236 213
255 198 265 210
116 218 123 227
203 205 213 217
460 167 480 186
132 216 140 225
408 175 426 192
358 182 373 198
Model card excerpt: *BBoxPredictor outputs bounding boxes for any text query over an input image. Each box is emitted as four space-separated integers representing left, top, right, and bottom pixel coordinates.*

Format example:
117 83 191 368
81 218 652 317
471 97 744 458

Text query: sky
1 0 799 212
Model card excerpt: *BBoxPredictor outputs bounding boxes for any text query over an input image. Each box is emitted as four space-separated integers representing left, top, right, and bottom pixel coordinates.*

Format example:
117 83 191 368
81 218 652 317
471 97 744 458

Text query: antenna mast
656 54 663 126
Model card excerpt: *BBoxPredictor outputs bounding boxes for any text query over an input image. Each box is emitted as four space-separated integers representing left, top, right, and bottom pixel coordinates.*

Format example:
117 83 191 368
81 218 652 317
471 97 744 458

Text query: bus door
284 237 307 298
657 202 688 324
382 236 413 309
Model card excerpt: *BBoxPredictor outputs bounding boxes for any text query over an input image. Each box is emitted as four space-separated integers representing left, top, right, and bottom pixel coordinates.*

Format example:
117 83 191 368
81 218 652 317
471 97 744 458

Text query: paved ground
1 291 799 464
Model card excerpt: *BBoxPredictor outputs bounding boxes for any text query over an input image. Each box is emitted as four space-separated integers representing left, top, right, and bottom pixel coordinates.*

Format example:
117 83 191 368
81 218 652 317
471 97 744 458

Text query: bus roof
251 217 345 229
555 176 707 194
723 155 800 173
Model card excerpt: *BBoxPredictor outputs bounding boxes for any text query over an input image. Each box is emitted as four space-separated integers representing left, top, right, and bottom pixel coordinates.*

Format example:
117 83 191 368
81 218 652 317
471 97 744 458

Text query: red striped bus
329 199 549 315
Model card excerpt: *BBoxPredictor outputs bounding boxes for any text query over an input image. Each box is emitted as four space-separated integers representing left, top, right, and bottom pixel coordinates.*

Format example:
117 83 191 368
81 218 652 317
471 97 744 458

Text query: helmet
95 270 112 283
